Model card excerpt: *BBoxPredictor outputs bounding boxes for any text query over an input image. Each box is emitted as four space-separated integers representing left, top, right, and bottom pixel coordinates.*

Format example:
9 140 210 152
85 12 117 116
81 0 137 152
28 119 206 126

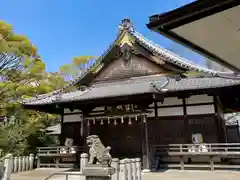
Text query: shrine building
22 19 240 170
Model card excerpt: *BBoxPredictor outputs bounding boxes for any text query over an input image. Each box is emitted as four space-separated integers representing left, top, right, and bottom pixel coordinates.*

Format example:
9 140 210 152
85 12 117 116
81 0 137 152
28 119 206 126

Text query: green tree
0 57 67 155
60 56 96 81
0 20 37 74
0 20 95 156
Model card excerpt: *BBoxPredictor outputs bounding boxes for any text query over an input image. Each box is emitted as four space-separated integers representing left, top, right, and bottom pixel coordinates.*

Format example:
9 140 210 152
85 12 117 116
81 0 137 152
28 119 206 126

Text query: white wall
186 95 214 104
158 107 184 116
149 95 215 118
158 97 183 106
186 105 215 115
63 114 83 123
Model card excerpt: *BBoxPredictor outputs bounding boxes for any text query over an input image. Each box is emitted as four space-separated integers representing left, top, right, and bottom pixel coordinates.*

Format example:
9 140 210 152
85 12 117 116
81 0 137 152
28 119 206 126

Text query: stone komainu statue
86 135 112 166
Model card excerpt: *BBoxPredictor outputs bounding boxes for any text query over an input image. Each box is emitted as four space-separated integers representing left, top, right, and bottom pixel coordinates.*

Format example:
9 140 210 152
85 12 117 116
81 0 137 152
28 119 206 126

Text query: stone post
25 156 29 170
131 159 136 180
119 159 127 180
17 157 21 173
82 165 115 180
135 158 141 180
80 153 88 173
125 159 132 180
29 154 34 170
22 156 25 171
0 162 5 180
25 156 28 170
13 157 18 173
111 158 119 180
36 155 40 168
3 153 13 180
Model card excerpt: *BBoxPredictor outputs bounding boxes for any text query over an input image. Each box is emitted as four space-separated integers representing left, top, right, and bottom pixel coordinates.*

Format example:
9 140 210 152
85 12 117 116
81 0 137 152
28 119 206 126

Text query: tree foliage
0 21 37 75
0 21 65 155
0 20 94 156
60 56 96 81
0 56 67 155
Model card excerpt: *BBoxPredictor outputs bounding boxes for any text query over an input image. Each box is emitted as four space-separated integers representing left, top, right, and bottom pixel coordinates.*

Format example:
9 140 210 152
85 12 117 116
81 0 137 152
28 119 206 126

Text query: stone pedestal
82 165 115 180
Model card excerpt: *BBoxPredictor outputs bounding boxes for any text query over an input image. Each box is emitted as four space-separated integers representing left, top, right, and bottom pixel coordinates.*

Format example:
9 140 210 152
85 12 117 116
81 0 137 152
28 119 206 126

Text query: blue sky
1 0 204 72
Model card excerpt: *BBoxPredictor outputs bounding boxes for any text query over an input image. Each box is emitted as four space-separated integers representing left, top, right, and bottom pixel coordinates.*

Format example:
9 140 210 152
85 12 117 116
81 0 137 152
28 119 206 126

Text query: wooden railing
151 143 240 154
37 146 84 156
150 143 240 171
36 146 84 168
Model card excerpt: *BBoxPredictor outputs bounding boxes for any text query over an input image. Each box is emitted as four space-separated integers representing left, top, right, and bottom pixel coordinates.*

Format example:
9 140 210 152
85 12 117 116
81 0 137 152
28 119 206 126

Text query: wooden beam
60 112 65 145
141 115 150 170
182 98 189 143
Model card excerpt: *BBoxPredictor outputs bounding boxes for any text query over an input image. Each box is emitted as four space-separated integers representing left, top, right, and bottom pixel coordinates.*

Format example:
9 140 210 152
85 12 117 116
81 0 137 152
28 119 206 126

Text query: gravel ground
142 169 240 180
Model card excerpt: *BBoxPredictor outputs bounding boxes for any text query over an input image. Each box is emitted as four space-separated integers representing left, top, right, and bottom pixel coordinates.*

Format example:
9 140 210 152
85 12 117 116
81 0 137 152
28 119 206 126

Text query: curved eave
147 0 240 30
22 75 240 109
147 0 240 72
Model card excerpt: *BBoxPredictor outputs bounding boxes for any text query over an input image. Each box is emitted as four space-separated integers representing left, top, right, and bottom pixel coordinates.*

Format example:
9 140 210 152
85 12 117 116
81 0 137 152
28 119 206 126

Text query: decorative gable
94 48 166 82
75 19 223 86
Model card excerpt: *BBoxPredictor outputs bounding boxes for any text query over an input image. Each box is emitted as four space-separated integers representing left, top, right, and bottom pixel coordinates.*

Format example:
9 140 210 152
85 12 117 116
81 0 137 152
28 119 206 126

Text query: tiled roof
22 75 160 105
130 31 229 75
153 76 240 92
21 19 238 106
22 75 240 106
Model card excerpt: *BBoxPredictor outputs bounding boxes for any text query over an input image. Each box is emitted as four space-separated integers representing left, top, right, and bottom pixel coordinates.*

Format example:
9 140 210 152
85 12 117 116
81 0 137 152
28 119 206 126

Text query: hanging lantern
100 119 104 125
128 117 132 125
121 117 124 124
114 119 117 125
93 118 96 124
87 120 90 126
108 117 110 124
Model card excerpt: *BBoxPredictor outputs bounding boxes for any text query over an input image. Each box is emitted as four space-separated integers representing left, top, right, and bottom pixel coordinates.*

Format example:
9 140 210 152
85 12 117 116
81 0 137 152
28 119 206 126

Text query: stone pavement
142 170 240 180
10 168 240 180
10 168 71 180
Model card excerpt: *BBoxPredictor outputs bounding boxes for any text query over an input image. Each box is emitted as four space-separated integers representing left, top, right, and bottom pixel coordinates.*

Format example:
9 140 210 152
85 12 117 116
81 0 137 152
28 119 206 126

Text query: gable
75 19 219 87
94 53 167 82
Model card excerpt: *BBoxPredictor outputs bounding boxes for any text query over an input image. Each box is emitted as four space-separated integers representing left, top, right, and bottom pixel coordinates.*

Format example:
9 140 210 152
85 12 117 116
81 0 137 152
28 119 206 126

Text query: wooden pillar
82 109 91 153
83 119 88 152
60 113 65 145
220 117 227 143
142 115 150 170
215 116 223 142
182 98 189 143
213 96 226 143
154 101 158 118
237 121 240 143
